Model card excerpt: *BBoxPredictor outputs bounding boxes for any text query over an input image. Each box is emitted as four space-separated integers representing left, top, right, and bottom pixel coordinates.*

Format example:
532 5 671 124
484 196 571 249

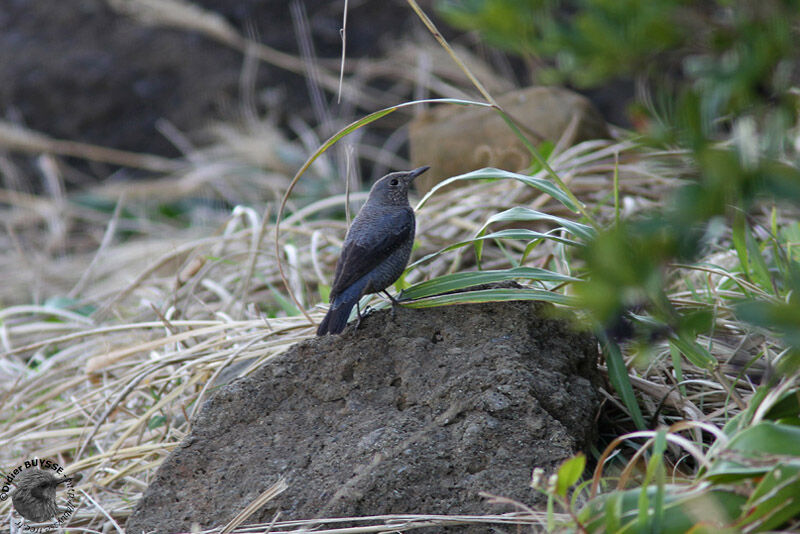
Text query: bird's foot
354 301 364 330
382 290 401 319
354 302 375 330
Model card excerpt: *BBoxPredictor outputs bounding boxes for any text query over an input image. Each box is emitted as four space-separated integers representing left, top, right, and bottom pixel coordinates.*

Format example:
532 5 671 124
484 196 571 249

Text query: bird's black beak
405 165 430 182
58 473 81 486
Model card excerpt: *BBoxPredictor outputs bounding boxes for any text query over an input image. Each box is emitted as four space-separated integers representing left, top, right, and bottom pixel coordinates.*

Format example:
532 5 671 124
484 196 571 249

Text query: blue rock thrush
317 166 430 335
11 469 74 522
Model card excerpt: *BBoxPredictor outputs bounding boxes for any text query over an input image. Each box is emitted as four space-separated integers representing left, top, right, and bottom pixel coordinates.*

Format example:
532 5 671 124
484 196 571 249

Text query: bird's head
368 166 430 206
14 470 62 501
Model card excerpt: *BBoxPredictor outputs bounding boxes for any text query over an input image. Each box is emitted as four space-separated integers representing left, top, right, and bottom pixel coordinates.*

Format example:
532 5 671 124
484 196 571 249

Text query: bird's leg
354 300 364 330
382 290 400 319
382 290 400 306
354 300 376 329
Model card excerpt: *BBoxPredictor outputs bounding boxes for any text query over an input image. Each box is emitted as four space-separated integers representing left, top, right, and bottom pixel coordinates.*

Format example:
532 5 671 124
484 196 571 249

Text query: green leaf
546 491 556 531
43 296 97 318
736 300 800 349
406 228 583 272
745 223 772 290
267 283 301 316
636 471 651 530
669 344 686 396
781 222 800 263
603 338 647 429
646 430 668 532
732 211 749 280
281 97 493 235
480 228 584 247
318 283 331 303
604 491 623 534
416 167 580 212
761 388 800 422
613 151 621 226
580 485 746 533
669 334 717 371
400 288 574 308
400 267 578 301
479 207 596 241
556 453 586 498
706 421 800 482
740 464 800 530
492 107 593 224
148 415 167 430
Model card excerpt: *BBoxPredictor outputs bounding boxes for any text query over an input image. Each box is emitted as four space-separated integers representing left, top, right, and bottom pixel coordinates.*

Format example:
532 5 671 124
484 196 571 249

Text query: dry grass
0 131 676 527
0 1 782 532
0 127 719 532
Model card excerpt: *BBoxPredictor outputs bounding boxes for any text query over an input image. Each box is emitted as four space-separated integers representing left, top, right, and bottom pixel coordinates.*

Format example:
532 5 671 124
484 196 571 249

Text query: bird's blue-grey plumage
317 166 429 335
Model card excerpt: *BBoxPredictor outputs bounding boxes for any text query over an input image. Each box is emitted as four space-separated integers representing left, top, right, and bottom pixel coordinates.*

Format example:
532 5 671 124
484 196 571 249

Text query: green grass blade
472 208 592 268
636 474 650 530
491 107 595 225
479 207 597 241
301 97 492 174
669 344 686 396
613 150 620 226
416 167 580 212
649 430 667 532
741 464 800 531
669 334 717 371
401 288 575 308
406 229 584 271
706 421 800 482
603 337 647 429
745 224 773 291
604 492 623 533
400 267 579 301
267 283 301 316
732 212 749 280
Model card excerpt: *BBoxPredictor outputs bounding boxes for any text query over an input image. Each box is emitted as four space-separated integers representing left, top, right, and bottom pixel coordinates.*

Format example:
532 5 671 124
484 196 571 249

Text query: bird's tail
317 278 367 335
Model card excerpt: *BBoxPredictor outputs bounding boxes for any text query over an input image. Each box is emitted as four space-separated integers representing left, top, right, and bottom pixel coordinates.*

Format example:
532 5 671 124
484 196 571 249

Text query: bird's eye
390 178 399 186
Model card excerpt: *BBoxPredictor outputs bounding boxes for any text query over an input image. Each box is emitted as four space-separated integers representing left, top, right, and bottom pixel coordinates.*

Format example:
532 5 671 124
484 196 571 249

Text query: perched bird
317 166 430 335
11 469 73 522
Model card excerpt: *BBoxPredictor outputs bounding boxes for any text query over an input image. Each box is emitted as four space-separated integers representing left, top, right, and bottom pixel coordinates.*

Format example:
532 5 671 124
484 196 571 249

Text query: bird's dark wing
329 208 414 300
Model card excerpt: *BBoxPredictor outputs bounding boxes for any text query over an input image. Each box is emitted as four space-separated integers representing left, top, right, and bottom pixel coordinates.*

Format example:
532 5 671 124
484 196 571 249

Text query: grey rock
410 86 610 195
126 300 600 533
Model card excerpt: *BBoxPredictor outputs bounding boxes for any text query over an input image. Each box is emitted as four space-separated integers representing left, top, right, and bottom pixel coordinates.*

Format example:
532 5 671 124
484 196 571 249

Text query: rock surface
126 300 600 533
409 86 610 194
